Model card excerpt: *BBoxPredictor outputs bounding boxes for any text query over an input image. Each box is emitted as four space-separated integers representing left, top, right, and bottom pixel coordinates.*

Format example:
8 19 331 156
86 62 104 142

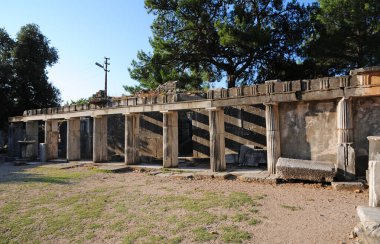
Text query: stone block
238 145 266 167
331 181 365 192
354 206 380 244
369 161 380 207
276 157 336 182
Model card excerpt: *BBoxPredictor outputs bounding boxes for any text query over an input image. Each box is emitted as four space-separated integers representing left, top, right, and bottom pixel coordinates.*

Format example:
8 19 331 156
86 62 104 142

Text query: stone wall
353 96 380 176
279 100 338 163
192 105 266 163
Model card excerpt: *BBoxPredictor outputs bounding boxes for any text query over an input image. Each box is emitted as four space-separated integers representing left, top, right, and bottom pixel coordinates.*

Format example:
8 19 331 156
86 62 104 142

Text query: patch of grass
1 201 21 215
281 204 303 211
254 194 267 200
224 192 253 208
192 227 217 242
91 168 115 173
168 236 183 244
232 213 249 222
123 226 152 244
248 218 262 226
221 226 251 243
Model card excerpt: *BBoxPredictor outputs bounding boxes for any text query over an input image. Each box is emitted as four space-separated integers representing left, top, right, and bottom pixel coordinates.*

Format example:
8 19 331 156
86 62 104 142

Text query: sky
1 0 316 104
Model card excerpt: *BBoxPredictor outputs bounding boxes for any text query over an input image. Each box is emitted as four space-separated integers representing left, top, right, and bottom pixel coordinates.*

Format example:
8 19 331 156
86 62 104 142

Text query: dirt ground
0 162 367 243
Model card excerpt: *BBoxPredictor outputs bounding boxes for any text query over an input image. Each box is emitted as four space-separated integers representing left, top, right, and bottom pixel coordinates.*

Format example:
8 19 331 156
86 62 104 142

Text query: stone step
276 157 336 182
354 206 380 244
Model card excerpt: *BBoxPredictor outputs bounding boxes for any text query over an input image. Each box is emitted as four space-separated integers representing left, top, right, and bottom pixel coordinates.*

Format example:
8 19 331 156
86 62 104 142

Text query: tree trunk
227 74 236 88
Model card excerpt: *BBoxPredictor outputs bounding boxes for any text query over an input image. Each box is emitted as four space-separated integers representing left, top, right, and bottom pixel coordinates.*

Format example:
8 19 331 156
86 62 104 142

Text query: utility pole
95 57 110 98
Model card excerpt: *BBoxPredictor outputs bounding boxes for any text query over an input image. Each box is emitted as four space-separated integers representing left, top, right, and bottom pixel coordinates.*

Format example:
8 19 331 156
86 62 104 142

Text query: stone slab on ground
331 181 366 192
354 206 380 244
276 157 336 182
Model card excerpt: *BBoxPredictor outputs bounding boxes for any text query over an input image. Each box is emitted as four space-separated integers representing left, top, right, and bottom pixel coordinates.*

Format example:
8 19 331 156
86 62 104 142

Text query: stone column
368 136 380 207
337 97 355 180
125 113 140 165
162 111 178 168
67 117 81 161
25 121 39 159
8 122 24 158
369 161 380 207
45 120 59 160
93 116 108 162
208 107 226 172
265 103 281 175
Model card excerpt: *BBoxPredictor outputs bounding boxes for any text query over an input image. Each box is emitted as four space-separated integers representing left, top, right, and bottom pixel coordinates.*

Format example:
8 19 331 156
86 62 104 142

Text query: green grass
221 226 251 243
0 165 267 243
193 227 217 242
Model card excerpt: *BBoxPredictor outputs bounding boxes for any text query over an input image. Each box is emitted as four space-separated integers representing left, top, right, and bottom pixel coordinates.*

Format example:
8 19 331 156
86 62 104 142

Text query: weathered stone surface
331 181 365 191
265 103 280 174
45 120 59 160
354 206 380 244
67 118 81 161
93 116 108 162
369 161 380 207
238 145 266 167
208 108 226 172
276 157 336 182
162 111 178 168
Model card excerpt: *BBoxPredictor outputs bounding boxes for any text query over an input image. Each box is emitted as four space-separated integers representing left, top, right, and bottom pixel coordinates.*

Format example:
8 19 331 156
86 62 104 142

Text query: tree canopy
0 24 61 129
303 0 380 76
127 0 379 91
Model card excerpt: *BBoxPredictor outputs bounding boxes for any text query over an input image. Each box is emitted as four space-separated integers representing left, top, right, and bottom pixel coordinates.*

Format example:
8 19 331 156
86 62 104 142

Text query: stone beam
265 103 281 174
67 117 81 161
337 97 355 180
125 113 140 165
162 111 178 168
45 120 59 160
208 107 226 172
93 116 108 163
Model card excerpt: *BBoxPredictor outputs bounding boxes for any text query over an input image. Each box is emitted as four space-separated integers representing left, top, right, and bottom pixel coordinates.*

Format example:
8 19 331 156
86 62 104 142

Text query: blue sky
1 0 316 103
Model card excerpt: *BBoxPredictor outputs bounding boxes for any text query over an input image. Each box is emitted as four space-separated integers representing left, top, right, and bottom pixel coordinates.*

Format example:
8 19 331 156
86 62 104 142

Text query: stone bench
355 206 380 244
276 157 336 182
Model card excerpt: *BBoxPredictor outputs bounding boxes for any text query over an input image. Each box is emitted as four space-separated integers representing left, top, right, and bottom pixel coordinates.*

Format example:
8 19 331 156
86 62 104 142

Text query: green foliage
280 204 303 211
129 0 311 89
0 24 61 129
221 226 251 243
303 0 380 76
64 97 90 106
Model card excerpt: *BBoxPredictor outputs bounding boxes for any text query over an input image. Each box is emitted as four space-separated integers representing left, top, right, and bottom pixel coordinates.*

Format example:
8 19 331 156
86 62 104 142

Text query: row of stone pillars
9 96 356 176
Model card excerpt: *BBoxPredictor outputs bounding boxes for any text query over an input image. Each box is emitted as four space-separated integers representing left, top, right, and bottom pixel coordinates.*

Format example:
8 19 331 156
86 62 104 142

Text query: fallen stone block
331 181 366 192
354 206 380 244
276 157 336 182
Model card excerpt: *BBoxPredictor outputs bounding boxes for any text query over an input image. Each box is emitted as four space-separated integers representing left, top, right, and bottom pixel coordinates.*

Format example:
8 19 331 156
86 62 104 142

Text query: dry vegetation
0 163 367 243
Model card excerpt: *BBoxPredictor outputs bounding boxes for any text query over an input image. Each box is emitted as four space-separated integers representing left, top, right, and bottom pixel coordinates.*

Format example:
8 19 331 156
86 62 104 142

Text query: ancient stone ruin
7 66 380 184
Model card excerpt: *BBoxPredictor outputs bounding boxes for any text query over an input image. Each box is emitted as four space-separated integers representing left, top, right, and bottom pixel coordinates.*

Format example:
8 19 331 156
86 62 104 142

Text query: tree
129 0 311 89
0 28 15 129
0 24 61 129
303 0 380 76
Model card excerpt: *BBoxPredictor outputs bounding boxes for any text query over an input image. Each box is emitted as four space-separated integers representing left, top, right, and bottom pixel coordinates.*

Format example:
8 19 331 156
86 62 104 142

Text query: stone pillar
208 107 226 172
45 120 59 160
337 97 355 180
125 113 140 165
368 136 380 207
369 161 380 207
67 117 81 161
265 103 281 175
25 121 39 159
93 116 108 163
7 122 24 158
162 111 178 168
